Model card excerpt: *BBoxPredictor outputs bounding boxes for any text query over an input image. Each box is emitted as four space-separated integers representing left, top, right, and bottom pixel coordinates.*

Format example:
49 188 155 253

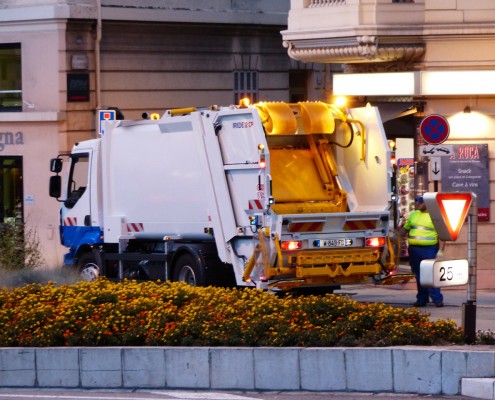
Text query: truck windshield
65 153 89 209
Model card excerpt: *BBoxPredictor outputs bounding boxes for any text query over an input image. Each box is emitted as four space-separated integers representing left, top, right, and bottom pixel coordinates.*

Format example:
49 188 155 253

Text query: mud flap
381 232 400 271
379 273 415 285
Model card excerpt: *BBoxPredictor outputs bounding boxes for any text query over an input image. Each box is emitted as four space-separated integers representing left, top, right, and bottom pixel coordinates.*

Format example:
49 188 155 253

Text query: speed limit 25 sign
420 259 468 288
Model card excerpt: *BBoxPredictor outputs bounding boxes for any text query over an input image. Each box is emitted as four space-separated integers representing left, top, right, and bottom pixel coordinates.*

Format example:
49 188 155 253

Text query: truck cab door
64 152 90 213
60 151 93 248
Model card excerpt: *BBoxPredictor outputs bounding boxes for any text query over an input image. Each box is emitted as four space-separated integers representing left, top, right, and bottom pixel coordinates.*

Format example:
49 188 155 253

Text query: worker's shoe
435 302 444 307
413 302 426 307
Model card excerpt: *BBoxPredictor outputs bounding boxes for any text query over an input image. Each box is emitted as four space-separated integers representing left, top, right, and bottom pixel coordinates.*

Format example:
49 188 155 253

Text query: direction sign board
420 259 468 288
423 192 472 241
420 144 453 157
420 114 450 144
429 156 442 180
98 109 116 135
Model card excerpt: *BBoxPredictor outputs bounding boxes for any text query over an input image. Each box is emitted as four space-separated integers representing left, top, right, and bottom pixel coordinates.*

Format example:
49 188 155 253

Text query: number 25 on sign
420 259 468 288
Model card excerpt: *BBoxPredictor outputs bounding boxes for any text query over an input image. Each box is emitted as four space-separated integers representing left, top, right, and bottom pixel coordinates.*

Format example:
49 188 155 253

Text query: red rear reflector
281 241 303 251
365 237 386 247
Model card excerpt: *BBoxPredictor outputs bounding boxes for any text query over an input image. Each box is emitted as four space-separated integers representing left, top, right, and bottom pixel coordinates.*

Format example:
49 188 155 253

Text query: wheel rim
80 264 100 282
178 265 197 285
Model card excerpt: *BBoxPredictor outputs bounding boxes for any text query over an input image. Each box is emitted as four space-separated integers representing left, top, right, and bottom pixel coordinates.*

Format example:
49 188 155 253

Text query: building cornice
0 3 288 26
282 22 495 65
0 112 66 122
0 5 96 22
283 35 425 64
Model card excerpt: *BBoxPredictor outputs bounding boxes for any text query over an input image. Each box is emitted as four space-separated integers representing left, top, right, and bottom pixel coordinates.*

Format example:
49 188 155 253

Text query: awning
375 102 417 122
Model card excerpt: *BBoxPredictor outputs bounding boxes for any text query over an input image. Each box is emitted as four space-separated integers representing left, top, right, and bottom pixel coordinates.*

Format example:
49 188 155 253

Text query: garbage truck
49 100 407 291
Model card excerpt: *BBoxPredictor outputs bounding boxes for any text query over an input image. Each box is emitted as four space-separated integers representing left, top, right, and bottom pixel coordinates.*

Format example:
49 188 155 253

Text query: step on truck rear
49 100 403 291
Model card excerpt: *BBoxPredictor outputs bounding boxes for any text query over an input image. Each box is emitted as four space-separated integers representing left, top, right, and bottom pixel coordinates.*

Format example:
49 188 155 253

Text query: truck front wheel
173 254 205 286
77 251 101 282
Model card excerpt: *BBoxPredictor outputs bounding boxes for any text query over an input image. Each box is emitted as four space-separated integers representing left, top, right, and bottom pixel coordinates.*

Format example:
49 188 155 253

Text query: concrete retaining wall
1 347 495 395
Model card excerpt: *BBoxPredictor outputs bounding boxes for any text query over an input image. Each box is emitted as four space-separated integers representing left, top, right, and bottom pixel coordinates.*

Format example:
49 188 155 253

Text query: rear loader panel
241 102 403 290
334 106 392 212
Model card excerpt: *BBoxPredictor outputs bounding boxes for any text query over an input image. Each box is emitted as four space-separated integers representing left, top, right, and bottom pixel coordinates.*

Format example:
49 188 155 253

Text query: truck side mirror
49 175 62 198
50 158 63 173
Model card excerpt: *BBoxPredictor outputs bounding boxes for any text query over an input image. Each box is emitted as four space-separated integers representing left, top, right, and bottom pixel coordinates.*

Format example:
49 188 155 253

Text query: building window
289 70 308 103
0 156 23 225
234 71 258 105
0 43 21 112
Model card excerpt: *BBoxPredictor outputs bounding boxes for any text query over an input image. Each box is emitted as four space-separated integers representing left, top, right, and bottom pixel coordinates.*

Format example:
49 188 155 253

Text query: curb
462 377 495 399
1 347 494 397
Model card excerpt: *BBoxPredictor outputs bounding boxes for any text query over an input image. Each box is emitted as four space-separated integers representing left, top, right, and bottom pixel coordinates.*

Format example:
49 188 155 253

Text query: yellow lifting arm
242 229 273 282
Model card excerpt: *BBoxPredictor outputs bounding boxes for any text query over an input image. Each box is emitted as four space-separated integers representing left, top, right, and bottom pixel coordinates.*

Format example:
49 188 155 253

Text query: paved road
0 389 478 400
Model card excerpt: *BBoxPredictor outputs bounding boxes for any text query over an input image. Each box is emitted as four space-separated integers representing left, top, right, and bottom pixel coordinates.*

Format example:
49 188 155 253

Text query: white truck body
50 102 402 290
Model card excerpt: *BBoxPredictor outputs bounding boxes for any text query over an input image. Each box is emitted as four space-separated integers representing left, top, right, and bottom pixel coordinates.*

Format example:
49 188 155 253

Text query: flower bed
0 279 464 347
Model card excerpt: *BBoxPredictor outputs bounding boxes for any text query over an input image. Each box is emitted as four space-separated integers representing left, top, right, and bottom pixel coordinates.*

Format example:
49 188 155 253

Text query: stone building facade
0 0 301 267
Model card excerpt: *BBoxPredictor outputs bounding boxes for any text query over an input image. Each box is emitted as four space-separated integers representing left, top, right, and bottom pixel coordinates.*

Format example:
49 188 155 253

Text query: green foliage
476 330 495 345
0 223 45 271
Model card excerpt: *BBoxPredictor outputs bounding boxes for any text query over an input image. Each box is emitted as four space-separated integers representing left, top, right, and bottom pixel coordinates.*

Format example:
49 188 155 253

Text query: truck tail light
259 153 266 168
258 144 266 168
365 237 386 247
281 240 303 251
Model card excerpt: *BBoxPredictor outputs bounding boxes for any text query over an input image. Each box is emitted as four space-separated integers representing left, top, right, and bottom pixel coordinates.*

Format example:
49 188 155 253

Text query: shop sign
441 144 489 221
0 131 24 151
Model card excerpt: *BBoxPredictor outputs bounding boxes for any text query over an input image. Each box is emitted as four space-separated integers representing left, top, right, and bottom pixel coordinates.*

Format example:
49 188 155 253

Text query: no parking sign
98 109 116 135
419 114 450 144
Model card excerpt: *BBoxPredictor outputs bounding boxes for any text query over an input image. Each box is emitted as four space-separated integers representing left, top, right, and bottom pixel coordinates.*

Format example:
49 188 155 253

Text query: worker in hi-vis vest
401 196 445 308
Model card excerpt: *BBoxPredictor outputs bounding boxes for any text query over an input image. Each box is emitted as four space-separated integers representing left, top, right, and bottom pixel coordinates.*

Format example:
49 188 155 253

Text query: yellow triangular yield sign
423 192 473 241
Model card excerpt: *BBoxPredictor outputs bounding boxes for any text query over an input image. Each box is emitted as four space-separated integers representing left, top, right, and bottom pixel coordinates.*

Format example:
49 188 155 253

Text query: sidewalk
335 283 495 332
333 276 495 399
333 263 495 332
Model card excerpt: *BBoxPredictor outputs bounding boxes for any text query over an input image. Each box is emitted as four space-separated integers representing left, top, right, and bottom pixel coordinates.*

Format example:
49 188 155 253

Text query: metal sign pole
463 193 478 343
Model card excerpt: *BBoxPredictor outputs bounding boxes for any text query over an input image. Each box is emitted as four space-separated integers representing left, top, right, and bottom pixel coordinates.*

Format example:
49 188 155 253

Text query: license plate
315 239 353 248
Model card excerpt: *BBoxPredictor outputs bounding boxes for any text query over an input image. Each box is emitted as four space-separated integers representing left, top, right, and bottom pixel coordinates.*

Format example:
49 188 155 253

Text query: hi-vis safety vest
404 210 438 246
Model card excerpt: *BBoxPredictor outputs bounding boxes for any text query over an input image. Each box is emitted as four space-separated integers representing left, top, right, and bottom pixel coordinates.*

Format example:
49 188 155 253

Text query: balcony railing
308 0 346 6
308 0 413 6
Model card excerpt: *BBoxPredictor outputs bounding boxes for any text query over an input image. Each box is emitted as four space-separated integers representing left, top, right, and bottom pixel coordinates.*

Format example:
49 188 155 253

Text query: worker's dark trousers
408 244 443 304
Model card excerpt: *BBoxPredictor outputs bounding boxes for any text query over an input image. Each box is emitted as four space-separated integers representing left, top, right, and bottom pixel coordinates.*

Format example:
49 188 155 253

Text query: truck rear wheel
77 251 101 282
173 254 205 286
